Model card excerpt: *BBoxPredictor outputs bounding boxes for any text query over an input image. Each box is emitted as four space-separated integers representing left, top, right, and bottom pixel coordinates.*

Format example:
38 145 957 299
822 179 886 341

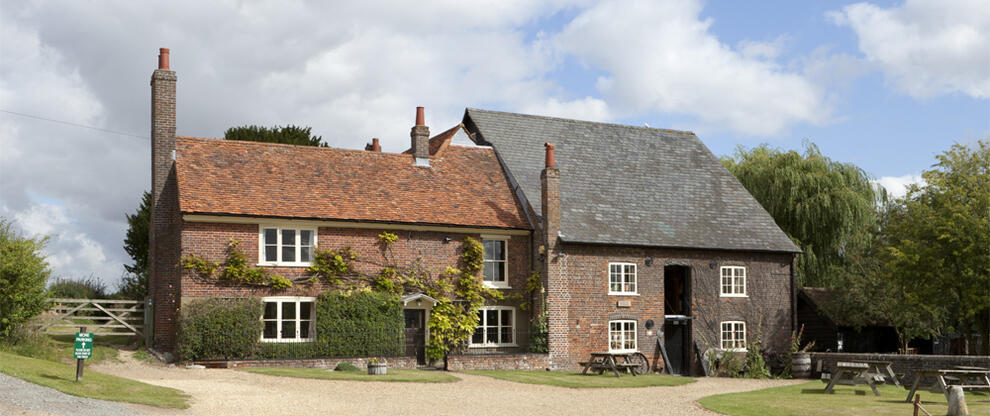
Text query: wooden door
404 309 426 364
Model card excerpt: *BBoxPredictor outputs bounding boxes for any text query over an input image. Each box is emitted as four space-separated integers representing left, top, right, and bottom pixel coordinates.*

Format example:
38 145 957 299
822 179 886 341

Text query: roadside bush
334 361 360 372
314 291 404 357
177 298 262 361
0 219 52 339
49 276 110 300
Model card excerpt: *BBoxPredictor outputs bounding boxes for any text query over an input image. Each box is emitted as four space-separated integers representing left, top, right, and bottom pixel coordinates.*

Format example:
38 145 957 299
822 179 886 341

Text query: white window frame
720 266 747 297
720 321 747 351
469 306 516 347
608 262 638 295
481 235 510 289
608 320 638 353
258 225 317 266
261 296 316 343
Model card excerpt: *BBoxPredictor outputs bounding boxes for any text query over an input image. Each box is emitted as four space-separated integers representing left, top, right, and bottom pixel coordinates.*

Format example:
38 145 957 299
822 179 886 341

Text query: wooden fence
38 298 145 337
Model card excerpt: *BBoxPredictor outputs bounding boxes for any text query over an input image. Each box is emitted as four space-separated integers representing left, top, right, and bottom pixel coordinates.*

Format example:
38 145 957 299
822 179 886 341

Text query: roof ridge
176 136 413 157
466 108 696 136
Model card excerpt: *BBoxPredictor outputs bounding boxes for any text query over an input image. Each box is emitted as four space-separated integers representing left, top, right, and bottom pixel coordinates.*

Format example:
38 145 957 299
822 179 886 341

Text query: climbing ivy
181 240 292 289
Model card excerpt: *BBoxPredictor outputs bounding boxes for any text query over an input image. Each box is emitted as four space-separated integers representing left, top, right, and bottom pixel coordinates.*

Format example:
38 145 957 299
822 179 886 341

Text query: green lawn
243 367 461 383
0 351 189 409
699 380 990 416
461 370 695 388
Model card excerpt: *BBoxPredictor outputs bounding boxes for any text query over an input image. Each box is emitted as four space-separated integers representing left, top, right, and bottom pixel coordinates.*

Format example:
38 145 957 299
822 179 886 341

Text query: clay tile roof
174 137 531 230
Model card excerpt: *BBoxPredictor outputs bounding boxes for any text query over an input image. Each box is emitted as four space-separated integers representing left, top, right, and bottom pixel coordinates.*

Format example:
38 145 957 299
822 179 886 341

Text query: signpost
74 328 93 381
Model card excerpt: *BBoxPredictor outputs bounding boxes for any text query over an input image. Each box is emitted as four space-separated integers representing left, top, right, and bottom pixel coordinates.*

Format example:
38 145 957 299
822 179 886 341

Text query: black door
404 309 426 365
664 265 692 375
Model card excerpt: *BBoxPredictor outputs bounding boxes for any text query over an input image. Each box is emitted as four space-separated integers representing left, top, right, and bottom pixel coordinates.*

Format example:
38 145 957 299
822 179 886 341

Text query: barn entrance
664 265 692 375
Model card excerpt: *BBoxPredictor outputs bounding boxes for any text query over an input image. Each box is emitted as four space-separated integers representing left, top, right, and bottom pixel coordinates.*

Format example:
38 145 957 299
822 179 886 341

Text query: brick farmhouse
149 48 800 373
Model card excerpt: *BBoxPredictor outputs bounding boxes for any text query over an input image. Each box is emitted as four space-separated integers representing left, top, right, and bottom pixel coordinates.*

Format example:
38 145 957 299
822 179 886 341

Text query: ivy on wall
181 240 292 289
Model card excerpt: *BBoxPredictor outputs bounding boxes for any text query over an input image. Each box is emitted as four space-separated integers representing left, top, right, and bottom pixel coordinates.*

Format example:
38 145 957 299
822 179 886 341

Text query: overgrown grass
462 370 695 388
242 367 460 383
698 380 990 416
0 351 189 409
0 331 119 365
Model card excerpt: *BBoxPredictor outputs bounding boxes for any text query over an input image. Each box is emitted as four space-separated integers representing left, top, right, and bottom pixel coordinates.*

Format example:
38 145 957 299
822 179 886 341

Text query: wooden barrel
792 353 811 378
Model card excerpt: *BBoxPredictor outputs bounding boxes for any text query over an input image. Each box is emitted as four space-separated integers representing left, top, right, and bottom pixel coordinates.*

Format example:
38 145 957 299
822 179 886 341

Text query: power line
0 109 149 140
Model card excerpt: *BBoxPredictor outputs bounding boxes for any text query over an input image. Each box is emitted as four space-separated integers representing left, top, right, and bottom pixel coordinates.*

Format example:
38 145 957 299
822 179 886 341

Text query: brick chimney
150 47 179 352
541 142 560 241
410 106 430 164
365 138 381 152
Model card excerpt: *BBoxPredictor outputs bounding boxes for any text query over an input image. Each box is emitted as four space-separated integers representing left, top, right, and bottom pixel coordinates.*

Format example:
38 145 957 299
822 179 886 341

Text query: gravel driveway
79 351 800 416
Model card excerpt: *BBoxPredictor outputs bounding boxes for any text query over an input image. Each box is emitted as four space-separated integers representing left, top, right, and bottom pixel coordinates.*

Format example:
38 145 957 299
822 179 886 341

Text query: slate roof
464 108 800 252
174 136 530 230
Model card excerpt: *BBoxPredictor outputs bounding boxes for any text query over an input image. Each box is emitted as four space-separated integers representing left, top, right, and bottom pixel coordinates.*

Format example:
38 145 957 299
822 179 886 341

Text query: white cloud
828 0 990 99
552 0 832 136
874 174 924 199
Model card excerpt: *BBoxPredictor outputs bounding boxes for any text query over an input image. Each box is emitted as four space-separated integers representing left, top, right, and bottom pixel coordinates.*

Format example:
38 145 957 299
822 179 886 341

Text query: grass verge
243 367 460 383
698 380 990 416
0 351 189 409
461 370 695 388
1 333 119 365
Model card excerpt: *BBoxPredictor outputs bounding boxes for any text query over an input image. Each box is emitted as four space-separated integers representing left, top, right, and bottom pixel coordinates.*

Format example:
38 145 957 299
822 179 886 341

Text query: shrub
0 219 52 339
334 361 360 372
314 291 404 357
49 276 110 299
528 309 548 353
177 298 262 361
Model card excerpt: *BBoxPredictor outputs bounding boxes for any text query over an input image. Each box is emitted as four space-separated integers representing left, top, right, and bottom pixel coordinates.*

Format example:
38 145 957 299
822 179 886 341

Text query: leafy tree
722 141 879 286
885 140 989 354
223 125 327 147
118 191 151 300
0 219 52 338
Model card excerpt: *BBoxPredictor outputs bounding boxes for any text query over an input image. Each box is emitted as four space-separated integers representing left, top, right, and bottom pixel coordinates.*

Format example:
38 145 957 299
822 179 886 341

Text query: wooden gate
39 298 145 336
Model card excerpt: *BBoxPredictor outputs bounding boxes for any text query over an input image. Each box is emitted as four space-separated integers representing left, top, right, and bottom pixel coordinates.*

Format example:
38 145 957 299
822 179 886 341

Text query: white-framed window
720 321 746 351
261 297 315 343
720 266 746 297
259 225 316 266
470 306 515 347
609 320 637 352
482 236 509 288
608 263 637 295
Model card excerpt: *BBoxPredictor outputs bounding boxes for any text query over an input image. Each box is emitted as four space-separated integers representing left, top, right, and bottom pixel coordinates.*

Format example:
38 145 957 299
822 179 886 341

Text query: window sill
719 294 748 298
483 282 511 289
608 292 639 296
721 348 748 352
608 349 638 354
469 343 518 348
260 338 316 343
257 263 313 268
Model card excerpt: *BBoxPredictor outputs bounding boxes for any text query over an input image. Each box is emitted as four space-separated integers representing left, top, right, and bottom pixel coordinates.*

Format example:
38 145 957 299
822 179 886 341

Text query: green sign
74 332 93 359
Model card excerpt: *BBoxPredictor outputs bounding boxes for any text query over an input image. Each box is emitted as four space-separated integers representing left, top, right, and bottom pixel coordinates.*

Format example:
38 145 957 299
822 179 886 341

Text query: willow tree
722 141 879 287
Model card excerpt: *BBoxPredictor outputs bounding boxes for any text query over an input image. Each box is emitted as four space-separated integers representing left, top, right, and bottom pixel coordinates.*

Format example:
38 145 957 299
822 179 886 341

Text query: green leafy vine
181 240 292 289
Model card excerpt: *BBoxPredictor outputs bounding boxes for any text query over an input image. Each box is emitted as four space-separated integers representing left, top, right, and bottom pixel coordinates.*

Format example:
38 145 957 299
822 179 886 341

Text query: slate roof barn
463 108 800 253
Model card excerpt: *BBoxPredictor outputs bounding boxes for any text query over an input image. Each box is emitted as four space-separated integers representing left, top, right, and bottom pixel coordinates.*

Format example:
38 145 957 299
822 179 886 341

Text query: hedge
177 298 262 361
177 292 404 361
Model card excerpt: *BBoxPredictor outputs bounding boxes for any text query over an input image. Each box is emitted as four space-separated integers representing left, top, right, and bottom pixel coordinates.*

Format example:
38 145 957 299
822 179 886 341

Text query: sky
1 0 988 288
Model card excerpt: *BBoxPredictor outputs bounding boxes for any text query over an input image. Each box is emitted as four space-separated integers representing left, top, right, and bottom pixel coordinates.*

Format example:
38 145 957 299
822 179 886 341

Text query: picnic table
903 368 990 402
822 362 882 396
856 360 902 388
579 352 646 378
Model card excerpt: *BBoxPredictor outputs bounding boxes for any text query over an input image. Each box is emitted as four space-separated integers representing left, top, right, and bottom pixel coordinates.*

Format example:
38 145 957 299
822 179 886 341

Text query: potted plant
367 357 387 375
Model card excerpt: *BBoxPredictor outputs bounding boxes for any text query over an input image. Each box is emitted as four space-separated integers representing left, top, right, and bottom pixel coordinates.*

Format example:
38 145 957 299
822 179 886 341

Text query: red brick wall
156 221 534 350
545 243 794 373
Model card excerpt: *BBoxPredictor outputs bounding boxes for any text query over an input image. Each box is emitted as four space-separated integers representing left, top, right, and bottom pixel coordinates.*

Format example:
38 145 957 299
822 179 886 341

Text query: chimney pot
158 48 170 70
372 138 381 152
415 107 425 126
544 142 556 169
